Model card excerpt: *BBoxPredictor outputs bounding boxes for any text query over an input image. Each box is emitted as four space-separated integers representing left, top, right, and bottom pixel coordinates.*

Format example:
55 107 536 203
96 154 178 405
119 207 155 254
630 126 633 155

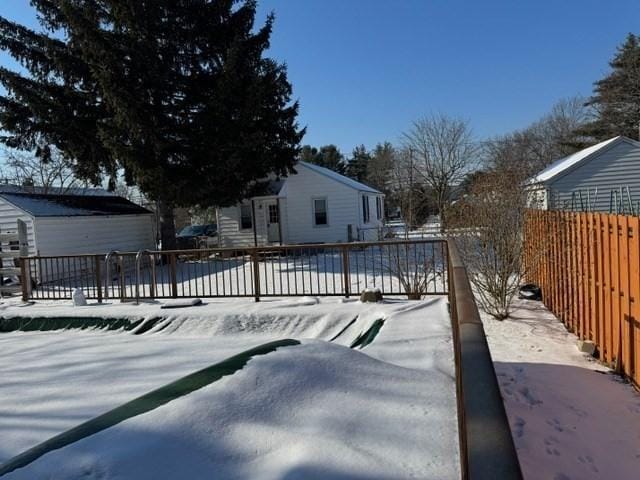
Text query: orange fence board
611 216 621 368
625 217 640 383
603 215 613 363
619 216 630 373
525 210 639 387
595 214 605 348
588 213 597 342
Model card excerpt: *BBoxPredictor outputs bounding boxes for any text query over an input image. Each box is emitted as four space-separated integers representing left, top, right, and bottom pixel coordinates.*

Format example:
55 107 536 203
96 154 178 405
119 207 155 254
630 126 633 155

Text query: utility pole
408 147 414 234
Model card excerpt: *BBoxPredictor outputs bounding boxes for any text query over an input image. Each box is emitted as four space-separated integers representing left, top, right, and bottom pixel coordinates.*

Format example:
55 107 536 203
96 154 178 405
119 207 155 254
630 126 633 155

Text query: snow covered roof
0 192 152 217
0 184 116 196
256 179 285 196
298 161 382 194
530 136 639 184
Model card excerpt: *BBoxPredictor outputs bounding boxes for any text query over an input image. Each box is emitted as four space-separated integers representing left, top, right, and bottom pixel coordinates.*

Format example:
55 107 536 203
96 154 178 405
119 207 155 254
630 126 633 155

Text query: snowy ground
481 299 640 480
0 296 459 479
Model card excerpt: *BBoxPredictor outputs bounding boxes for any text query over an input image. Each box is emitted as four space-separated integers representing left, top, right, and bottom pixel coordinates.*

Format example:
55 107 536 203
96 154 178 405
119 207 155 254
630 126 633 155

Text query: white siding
0 197 37 255
284 166 360 243
547 141 640 212
33 214 155 256
217 164 385 246
217 202 267 248
357 193 385 241
526 185 548 210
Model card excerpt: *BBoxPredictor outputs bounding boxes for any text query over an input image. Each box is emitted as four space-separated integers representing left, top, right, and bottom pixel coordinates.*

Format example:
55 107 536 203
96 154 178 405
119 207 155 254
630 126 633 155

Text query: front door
265 201 281 243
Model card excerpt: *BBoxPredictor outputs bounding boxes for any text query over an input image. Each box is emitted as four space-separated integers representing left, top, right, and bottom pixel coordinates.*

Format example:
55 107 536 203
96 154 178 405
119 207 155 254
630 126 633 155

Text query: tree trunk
158 200 177 251
439 201 447 233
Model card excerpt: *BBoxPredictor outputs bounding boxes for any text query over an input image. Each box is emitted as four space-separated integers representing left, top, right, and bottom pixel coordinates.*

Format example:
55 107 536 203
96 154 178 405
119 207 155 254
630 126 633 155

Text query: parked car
176 224 217 249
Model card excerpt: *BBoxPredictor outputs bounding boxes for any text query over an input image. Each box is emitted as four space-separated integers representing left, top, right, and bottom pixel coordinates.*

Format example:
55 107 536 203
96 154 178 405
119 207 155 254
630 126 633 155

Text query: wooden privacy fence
524 209 640 387
20 239 448 302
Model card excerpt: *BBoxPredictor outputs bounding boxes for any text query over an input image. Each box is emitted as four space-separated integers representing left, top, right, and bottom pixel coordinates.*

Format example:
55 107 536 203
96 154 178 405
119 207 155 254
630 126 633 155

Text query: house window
362 195 370 223
240 204 252 230
313 198 328 226
376 197 382 220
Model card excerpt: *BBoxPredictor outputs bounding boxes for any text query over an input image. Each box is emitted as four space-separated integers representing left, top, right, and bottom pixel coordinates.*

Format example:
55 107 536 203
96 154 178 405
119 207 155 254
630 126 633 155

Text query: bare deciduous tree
487 97 591 178
402 113 478 230
448 166 543 319
1 147 82 193
389 147 431 231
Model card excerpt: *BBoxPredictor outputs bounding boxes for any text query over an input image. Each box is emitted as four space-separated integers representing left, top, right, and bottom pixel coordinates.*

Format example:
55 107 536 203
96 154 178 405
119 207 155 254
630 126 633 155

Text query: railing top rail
446 239 522 480
157 238 448 254
21 238 448 260
20 253 105 260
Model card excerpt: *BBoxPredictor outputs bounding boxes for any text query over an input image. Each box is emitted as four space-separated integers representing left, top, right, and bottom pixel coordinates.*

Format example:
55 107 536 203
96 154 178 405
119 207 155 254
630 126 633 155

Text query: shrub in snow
385 244 436 300
72 288 87 306
448 167 549 319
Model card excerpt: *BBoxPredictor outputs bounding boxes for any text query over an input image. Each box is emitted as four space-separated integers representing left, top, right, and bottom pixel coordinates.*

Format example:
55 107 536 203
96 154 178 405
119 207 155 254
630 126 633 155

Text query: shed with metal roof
0 191 155 257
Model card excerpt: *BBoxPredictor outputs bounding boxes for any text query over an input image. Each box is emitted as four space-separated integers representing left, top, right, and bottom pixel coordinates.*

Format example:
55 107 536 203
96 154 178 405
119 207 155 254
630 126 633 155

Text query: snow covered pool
0 297 459 479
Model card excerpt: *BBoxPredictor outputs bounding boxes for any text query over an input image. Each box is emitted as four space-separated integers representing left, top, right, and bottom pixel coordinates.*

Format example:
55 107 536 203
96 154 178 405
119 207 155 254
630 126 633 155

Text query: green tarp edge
0 338 300 477
350 318 385 349
0 316 146 333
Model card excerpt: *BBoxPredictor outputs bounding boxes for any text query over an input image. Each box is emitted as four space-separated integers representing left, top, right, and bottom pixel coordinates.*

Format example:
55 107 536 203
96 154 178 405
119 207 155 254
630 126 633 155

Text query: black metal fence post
252 250 261 302
169 253 178 298
95 255 102 303
20 257 29 302
342 246 350 298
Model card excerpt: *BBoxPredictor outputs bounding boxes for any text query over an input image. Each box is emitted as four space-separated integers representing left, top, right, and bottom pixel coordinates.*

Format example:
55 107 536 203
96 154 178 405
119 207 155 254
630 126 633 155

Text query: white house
527 136 640 212
217 161 385 247
0 191 155 257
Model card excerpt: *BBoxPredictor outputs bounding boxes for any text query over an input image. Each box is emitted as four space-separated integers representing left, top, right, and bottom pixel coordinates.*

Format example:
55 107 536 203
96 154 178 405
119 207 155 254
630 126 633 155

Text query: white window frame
376 196 382 220
312 196 329 227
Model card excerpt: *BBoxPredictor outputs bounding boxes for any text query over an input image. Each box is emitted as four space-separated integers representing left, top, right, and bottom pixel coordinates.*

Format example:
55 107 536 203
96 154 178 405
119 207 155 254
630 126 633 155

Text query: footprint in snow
544 436 561 456
578 454 599 473
513 416 526 438
518 386 543 407
546 418 565 433
568 405 587 418
553 474 571 480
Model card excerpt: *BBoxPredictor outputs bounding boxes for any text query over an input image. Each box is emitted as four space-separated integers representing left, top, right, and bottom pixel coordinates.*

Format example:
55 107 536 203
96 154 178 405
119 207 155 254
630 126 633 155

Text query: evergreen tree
581 33 640 141
299 145 319 163
366 142 394 193
299 144 347 175
0 0 303 249
346 144 370 181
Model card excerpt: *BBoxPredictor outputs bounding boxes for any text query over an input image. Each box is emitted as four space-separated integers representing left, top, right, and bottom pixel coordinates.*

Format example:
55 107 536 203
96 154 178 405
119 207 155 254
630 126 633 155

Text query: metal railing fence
21 239 448 302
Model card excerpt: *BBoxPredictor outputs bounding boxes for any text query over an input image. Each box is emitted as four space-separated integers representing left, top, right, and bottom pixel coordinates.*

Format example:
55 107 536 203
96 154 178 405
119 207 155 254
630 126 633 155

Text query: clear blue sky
1 0 638 155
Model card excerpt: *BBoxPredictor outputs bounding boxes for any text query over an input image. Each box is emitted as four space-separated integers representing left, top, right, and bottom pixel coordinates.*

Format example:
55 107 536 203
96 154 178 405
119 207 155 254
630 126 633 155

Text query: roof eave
534 136 633 185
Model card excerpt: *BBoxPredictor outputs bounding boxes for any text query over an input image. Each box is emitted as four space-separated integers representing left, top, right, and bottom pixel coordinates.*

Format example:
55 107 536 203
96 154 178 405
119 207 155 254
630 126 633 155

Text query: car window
178 225 206 236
